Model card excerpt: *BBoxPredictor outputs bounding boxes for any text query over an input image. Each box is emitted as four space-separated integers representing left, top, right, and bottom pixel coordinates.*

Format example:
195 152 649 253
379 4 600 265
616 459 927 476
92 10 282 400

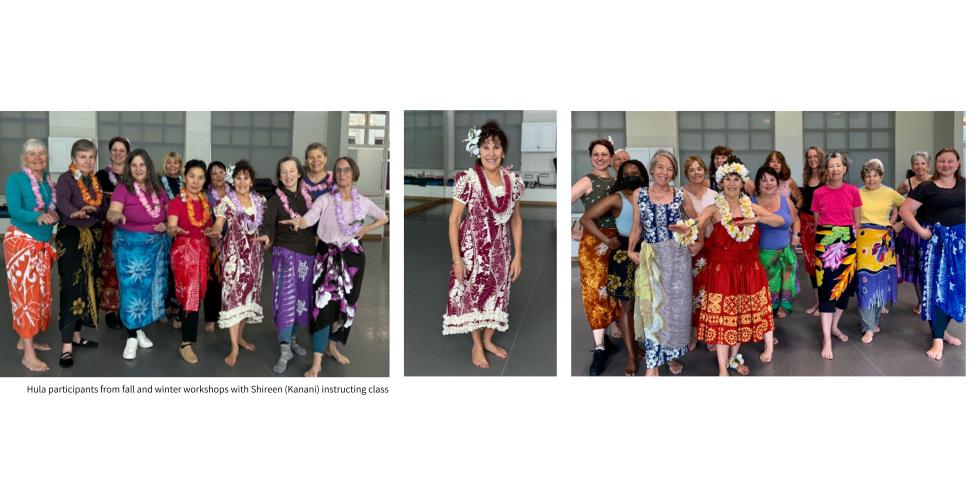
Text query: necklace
475 164 512 212
715 194 756 242
70 163 103 206
228 191 263 234
276 183 313 220
23 167 57 212
104 165 120 186
134 182 163 219
181 189 211 228
334 186 364 237
161 175 184 200
209 183 230 203
304 173 334 194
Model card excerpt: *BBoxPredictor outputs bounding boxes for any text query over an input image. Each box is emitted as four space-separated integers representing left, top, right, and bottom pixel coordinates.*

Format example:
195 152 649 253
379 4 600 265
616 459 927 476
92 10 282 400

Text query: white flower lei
673 218 698 246
715 194 756 242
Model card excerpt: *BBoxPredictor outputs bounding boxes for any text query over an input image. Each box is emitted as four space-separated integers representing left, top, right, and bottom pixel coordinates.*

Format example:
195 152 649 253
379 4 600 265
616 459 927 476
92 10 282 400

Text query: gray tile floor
571 263 965 376
1 240 389 377
405 203 556 376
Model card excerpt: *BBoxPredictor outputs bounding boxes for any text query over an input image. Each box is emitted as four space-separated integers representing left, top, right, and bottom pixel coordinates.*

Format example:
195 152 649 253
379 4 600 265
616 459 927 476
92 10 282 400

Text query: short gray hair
910 150 930 165
861 159 884 180
650 149 678 180
22 138 47 156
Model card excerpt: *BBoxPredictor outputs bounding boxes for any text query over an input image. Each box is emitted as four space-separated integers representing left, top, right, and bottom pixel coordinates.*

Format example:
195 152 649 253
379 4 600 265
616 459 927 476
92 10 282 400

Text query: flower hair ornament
715 161 750 184
463 126 481 157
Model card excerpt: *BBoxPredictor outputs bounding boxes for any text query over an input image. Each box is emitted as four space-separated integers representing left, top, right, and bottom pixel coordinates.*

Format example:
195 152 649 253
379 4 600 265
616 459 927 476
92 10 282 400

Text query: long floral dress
442 167 525 335
216 194 266 329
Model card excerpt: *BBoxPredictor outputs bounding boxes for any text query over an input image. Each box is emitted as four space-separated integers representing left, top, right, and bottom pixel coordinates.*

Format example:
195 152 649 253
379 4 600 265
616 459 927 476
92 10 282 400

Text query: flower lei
715 161 749 184
673 218 698 246
69 163 103 206
209 182 231 203
104 165 119 186
715 194 756 242
304 172 334 194
474 164 513 225
161 175 184 200
334 186 364 237
463 126 481 156
276 183 313 220
23 167 57 212
134 182 163 219
228 191 263 234
181 188 211 228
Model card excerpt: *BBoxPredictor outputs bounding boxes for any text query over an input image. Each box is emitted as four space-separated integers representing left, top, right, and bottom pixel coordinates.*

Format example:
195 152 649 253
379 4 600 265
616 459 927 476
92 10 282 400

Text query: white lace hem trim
442 310 509 335
218 302 264 329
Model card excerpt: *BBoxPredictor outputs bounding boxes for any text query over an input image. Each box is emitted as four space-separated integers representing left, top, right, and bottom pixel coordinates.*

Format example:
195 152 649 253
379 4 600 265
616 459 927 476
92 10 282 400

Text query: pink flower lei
304 172 334 193
276 182 313 219
134 181 163 219
334 186 364 237
228 191 264 234
23 167 57 213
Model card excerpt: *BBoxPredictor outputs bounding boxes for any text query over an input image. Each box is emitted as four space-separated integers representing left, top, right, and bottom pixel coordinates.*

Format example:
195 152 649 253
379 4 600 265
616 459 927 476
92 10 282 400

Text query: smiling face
759 172 779 196
934 151 960 179
164 157 182 177
210 165 226 187
130 155 148 184
73 149 97 174
335 159 354 189
611 150 630 172
722 173 743 197
110 141 128 168
826 156 846 183
279 159 300 190
912 155 930 177
23 148 47 175
233 170 252 195
185 167 205 194
306 148 327 174
479 136 504 172
590 143 611 173
686 160 706 185
651 156 674 186
767 157 783 173
806 148 820 169
713 154 728 167
863 170 881 190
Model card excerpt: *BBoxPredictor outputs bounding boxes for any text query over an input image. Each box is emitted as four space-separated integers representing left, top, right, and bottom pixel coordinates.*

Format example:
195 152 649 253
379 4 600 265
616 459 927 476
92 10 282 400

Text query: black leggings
181 310 199 343
204 276 221 323
60 322 82 343
930 308 953 340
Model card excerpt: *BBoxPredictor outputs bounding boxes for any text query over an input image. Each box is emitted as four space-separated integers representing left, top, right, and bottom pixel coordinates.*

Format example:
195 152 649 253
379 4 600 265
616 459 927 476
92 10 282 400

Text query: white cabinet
521 122 556 152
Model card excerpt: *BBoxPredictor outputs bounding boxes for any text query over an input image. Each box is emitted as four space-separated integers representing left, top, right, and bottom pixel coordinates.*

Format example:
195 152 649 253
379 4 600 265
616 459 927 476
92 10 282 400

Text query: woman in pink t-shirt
810 151 862 360
105 149 171 361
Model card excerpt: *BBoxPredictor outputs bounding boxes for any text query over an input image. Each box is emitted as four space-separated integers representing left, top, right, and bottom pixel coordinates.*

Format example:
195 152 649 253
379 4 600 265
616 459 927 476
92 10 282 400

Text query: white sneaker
136 330 154 349
123 338 138 360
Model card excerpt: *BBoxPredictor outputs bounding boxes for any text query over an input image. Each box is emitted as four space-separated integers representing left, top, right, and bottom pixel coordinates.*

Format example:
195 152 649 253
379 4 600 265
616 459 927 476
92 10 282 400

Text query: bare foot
224 350 239 366
926 340 944 360
773 336 779 346
204 322 215 332
913 303 921 316
17 340 52 351
760 348 773 363
608 322 623 339
805 304 818 315
880 306 889 315
734 363 750 375
820 345 833 360
707 344 717 352
484 341 508 359
471 347 489 368
667 359 683 375
718 369 729 377
776 308 788 319
327 345 350 365
645 366 659 376
831 327 849 342
22 357 50 372
688 340 697 351
812 310 821 317
171 318 181 329
861 331 875 344
624 355 637 376
238 338 256 352
304 365 321 377
944 332 962 347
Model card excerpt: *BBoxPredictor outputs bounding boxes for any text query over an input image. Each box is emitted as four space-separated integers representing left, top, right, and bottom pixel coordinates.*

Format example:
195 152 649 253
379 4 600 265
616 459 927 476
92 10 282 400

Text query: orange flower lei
182 188 211 228
69 163 103 206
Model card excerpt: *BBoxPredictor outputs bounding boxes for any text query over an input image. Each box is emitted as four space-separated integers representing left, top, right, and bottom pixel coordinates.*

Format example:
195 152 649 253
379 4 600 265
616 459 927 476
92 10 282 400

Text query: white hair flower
463 127 481 157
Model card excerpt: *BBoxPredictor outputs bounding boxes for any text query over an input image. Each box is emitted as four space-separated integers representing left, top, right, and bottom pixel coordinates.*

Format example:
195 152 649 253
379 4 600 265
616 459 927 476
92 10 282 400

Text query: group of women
577 140 965 375
5 138 387 376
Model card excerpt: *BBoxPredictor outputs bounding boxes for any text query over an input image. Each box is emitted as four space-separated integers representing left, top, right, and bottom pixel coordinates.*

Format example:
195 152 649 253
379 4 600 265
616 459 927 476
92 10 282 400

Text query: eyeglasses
335 167 353 174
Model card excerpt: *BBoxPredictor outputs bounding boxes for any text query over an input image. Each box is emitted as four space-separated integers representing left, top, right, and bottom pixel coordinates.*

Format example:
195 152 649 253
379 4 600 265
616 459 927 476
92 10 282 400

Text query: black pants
181 310 200 343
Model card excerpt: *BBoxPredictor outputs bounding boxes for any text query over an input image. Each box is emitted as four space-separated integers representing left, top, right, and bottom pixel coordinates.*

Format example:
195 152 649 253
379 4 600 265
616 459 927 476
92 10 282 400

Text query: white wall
774 111 803 184
185 111 211 162
894 112 935 181
625 111 678 149
291 111 329 158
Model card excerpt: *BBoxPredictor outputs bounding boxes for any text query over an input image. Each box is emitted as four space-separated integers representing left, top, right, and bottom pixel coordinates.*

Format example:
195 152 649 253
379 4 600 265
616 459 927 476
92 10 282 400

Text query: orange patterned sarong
579 228 620 330
4 226 57 338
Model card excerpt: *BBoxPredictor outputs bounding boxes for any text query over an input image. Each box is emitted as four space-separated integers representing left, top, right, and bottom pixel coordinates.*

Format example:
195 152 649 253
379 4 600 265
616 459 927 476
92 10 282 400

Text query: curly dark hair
476 120 508 165
588 138 614 156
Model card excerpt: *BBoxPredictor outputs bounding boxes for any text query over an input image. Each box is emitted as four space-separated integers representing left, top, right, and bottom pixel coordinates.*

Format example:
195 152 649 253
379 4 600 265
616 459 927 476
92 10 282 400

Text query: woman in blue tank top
581 159 649 375
753 166 801 346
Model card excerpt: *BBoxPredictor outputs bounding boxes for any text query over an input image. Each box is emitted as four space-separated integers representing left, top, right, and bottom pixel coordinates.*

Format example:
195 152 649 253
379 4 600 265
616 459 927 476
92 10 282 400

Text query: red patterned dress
697 216 774 345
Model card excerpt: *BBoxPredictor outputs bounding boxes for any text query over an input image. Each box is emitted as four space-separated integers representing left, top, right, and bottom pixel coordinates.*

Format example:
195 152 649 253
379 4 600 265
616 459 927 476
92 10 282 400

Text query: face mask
621 175 644 190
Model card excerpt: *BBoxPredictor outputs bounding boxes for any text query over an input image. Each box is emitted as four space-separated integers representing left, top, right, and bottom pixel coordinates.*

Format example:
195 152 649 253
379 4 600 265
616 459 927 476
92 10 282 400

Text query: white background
1 1 973 487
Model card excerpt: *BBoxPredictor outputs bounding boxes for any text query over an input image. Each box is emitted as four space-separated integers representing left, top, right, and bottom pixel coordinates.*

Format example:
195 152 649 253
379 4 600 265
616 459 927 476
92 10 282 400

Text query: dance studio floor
571 263 965 376
0 240 389 377
404 202 556 376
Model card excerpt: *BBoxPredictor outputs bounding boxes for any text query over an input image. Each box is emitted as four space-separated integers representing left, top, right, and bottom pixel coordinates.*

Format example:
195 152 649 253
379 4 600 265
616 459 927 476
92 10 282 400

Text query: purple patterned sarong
271 246 315 331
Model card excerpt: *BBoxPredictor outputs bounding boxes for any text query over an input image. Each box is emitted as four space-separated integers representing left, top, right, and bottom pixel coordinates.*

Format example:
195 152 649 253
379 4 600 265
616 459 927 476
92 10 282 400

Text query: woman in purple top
106 149 171 360
54 139 108 368
810 151 862 360
302 142 335 199
284 156 388 376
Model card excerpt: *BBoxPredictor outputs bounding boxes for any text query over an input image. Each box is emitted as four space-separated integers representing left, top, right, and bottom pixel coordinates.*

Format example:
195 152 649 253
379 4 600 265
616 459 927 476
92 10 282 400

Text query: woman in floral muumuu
442 120 525 369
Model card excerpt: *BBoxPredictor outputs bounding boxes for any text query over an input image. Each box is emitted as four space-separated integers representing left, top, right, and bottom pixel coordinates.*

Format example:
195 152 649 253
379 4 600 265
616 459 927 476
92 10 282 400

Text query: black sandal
59 352 74 368
71 338 99 348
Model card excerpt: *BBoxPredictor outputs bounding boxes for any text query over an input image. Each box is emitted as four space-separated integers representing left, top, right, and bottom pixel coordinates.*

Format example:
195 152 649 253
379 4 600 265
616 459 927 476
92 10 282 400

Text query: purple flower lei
228 191 264 234
334 186 364 237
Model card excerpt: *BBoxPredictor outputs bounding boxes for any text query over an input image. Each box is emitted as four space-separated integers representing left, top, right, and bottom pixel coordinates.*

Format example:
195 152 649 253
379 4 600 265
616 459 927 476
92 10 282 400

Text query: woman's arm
852 206 861 235
106 201 125 225
749 204 785 227
580 193 621 245
448 199 466 281
6 176 43 224
788 198 801 246
627 191 641 260
899 198 930 239
569 176 593 204
509 202 523 281
896 179 910 196
789 180 803 207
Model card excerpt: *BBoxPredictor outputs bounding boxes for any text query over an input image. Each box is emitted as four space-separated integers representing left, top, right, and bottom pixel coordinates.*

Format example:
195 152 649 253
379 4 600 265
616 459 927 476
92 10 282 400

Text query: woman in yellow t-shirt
856 160 904 343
